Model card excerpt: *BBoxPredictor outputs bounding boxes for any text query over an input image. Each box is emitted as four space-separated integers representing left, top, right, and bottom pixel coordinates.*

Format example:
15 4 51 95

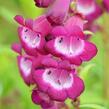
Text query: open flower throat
11 0 109 108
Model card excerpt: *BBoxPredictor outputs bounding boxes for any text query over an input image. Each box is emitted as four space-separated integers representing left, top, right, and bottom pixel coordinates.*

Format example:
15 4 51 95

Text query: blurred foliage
0 0 109 109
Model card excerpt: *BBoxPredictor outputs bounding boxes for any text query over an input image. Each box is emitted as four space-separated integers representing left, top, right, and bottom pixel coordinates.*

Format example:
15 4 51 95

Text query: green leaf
80 104 107 109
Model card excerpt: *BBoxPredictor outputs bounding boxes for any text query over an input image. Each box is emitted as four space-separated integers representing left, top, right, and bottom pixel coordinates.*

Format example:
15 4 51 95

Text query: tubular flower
33 68 84 101
14 15 52 56
46 16 97 65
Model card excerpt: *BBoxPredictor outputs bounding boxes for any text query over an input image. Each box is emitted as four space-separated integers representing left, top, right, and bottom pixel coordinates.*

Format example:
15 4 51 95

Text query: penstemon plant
12 0 109 109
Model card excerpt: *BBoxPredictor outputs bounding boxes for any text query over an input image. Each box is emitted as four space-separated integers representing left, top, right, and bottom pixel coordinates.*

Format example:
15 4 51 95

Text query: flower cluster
11 0 109 108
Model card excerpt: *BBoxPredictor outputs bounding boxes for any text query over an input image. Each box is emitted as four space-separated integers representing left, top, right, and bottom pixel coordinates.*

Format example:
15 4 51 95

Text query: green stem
72 98 80 109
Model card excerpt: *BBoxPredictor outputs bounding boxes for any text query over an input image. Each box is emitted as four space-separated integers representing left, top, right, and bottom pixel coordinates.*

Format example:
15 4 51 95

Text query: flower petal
33 15 52 36
25 19 33 30
67 74 85 99
77 0 95 15
47 87 67 101
18 26 46 56
17 56 33 85
33 69 49 92
65 15 84 30
41 57 58 68
14 15 24 25
58 60 72 70
80 41 98 61
44 69 68 101
11 43 22 54
69 26 85 39
51 26 68 36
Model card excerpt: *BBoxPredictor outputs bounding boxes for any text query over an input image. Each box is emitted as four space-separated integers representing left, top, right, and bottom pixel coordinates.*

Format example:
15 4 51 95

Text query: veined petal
46 35 84 65
18 26 46 56
33 68 76 101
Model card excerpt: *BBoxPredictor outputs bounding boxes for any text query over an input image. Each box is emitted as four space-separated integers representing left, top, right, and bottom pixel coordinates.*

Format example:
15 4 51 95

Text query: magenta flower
47 0 71 24
34 0 54 8
14 15 52 56
33 68 84 101
46 16 97 65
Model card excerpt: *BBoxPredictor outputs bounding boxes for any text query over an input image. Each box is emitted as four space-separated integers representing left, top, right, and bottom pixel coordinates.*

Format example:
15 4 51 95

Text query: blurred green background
0 0 109 109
